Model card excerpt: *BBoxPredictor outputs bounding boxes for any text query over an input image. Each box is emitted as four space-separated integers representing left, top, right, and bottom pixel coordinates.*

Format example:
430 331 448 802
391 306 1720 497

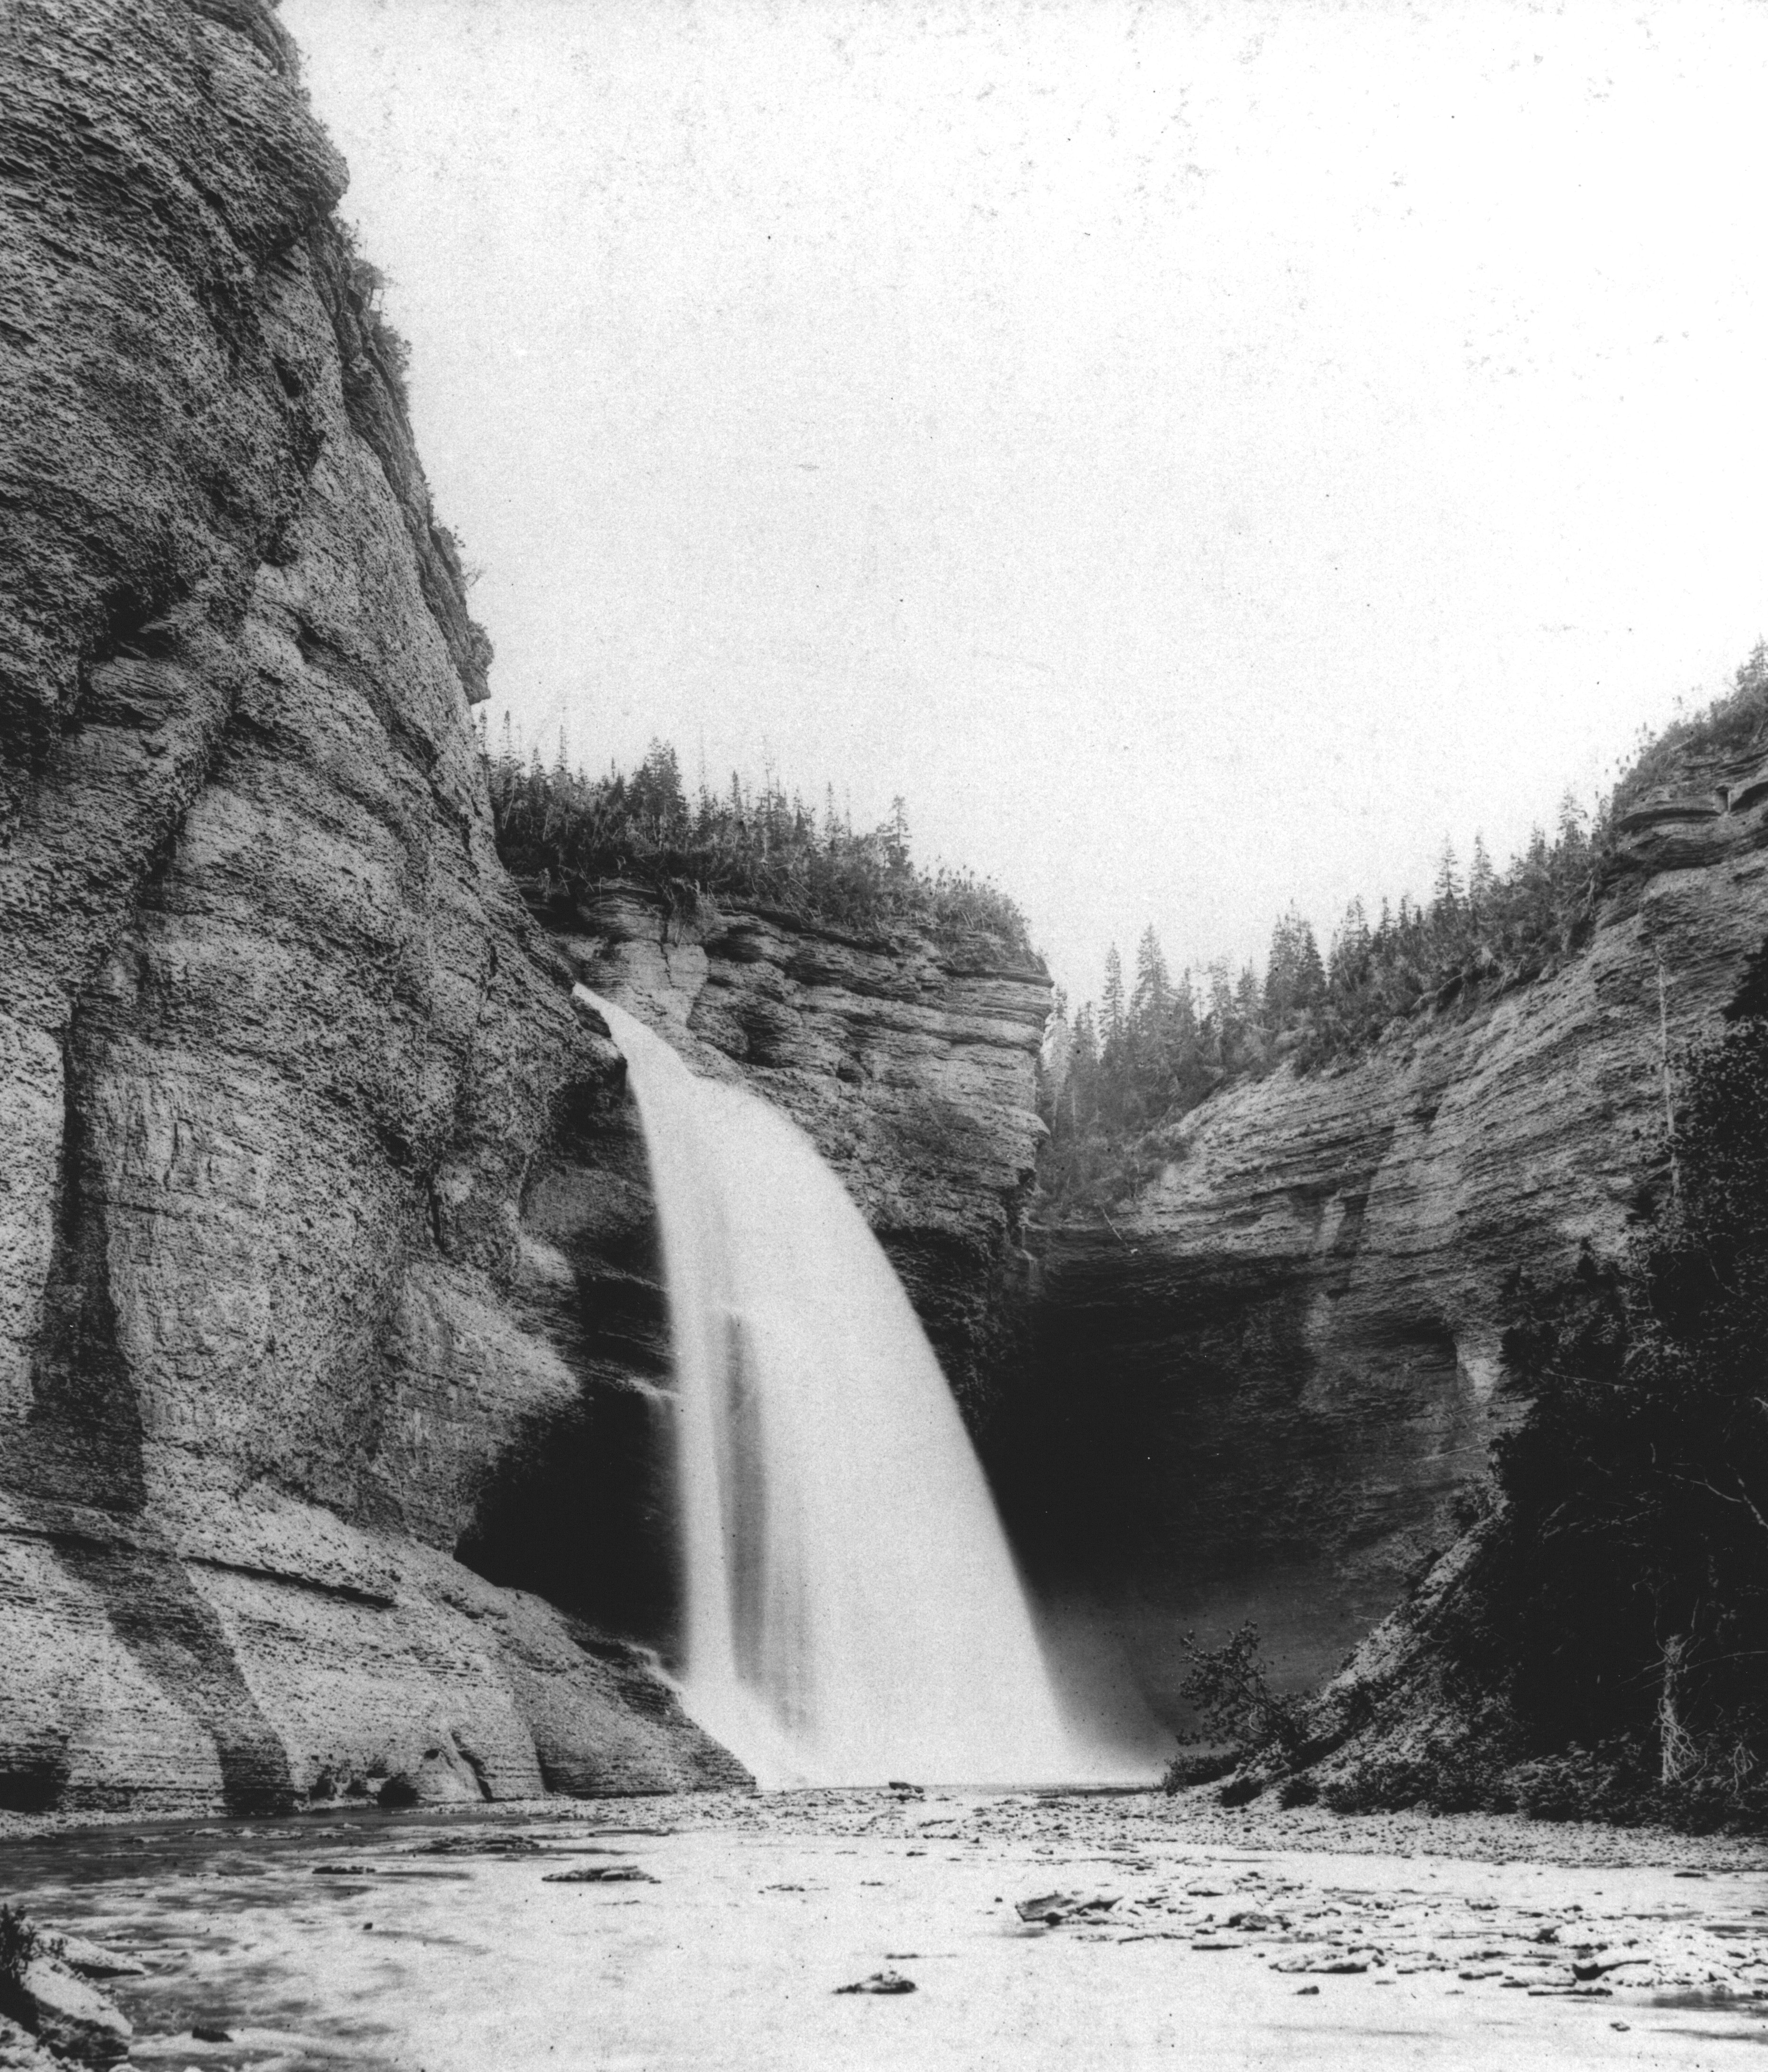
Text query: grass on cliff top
1043 642 1768 1214
483 729 1037 963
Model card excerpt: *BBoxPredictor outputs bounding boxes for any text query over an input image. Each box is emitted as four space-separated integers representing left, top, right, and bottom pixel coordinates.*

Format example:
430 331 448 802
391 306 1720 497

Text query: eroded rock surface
0 0 739 1812
1015 742 1768 1718
544 881 1052 1421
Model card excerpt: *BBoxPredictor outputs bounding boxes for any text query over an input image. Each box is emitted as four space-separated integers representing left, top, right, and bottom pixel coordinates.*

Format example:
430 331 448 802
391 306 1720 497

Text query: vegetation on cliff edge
1044 644 1768 1209
482 725 1035 960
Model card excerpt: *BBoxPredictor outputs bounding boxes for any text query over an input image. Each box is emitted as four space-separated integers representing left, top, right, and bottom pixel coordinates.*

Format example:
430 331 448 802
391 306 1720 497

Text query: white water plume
581 987 1085 1787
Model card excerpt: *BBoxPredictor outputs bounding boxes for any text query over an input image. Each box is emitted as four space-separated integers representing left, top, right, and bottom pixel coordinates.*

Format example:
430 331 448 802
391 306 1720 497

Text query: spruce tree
1102 947 1126 1044
1133 925 1172 1033
1432 836 1462 921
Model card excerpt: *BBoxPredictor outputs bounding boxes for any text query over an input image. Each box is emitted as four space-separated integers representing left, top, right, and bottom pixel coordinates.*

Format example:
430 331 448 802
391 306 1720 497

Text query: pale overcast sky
281 0 1768 1001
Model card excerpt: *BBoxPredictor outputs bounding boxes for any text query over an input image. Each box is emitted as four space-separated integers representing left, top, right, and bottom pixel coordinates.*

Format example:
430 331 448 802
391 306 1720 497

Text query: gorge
4 0 1768 1832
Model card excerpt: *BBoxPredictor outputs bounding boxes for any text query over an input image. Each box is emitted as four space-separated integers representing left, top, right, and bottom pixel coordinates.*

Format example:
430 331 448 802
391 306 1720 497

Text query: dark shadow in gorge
985 1235 1480 1733
457 1069 684 1657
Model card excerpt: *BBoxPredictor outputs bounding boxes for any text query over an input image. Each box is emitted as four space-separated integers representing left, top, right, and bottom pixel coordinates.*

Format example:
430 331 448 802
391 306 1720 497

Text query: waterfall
581 988 1081 1787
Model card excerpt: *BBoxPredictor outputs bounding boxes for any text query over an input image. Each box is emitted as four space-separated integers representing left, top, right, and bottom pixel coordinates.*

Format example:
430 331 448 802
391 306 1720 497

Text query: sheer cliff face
0 0 750 1813
547 883 1051 1420
1012 763 1768 1724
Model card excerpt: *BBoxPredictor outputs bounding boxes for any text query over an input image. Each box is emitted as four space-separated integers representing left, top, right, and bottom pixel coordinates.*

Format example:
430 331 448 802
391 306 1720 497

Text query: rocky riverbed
4 1787 1768 2068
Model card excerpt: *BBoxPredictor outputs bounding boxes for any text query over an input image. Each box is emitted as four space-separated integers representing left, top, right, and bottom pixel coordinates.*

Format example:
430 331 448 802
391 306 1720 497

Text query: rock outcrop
1012 737 1768 1723
0 0 747 1813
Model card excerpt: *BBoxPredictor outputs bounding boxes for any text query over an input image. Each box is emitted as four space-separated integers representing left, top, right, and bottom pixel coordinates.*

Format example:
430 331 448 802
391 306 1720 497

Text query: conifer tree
1432 837 1462 921
1132 925 1171 1032
1469 832 1495 910
1101 947 1126 1044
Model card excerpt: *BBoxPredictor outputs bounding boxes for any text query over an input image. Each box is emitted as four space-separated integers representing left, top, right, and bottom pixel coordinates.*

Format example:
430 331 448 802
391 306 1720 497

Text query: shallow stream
8 1789 1768 2069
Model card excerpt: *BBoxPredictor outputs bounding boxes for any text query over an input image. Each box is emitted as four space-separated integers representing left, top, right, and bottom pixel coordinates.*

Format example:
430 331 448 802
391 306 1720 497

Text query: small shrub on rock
1512 1746 1626 1824
1161 1748 1239 1794
1277 1775 1320 1809
1176 1623 1306 1763
1217 1775 1265 1807
1321 1759 1431 1815
1320 1736 1513 1817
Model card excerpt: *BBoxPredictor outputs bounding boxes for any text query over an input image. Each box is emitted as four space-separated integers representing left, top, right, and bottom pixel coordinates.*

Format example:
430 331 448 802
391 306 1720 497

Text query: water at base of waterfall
582 986 1109 1789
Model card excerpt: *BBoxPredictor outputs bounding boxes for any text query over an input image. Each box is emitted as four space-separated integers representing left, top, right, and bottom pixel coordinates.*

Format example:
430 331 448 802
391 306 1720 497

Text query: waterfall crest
582 988 1080 1787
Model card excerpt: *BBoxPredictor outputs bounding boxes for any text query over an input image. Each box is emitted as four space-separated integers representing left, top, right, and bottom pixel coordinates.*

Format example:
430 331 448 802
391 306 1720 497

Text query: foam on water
583 987 1088 1787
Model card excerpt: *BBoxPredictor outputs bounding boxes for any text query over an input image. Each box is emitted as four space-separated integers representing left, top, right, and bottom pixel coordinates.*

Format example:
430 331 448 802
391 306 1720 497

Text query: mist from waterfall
581 988 1085 1787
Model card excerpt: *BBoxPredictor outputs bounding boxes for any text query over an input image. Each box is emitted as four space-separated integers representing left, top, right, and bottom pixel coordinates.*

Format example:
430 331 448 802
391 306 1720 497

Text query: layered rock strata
0 0 744 1812
535 880 1052 1421
1015 740 1768 1722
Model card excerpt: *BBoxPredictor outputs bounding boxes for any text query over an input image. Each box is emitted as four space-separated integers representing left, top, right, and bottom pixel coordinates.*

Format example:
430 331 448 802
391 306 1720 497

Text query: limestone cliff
0 0 750 1814
1009 737 1768 1724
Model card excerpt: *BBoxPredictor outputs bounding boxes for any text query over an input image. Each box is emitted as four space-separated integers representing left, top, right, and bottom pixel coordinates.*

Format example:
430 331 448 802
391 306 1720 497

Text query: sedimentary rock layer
0 0 744 1812
542 881 1051 1421
1015 743 1768 1720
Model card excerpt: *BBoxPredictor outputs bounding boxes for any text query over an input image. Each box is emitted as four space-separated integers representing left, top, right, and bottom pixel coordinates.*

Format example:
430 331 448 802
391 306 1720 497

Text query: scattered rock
835 1972 916 1996
541 1865 657 1884
15 1957 130 2068
192 2024 233 2043
0 2014 58 2070
1015 1892 1120 1926
408 1834 544 1857
1294 1985 1319 1996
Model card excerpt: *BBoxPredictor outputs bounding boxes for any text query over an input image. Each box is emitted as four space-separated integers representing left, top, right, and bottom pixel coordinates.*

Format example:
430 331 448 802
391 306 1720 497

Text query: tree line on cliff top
480 719 1034 958
1044 643 1768 1208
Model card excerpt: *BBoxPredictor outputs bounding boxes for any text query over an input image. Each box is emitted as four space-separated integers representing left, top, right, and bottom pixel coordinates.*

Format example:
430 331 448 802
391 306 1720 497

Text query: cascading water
581 987 1081 1787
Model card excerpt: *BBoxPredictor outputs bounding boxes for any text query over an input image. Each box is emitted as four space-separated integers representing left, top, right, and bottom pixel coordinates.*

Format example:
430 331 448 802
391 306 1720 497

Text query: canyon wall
0 0 1054 1814
0 0 742 1814
1009 746 1768 1726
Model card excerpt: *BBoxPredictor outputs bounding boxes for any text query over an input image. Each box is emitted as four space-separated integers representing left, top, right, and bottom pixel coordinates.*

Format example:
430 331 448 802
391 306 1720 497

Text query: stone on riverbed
15 1957 130 2067
43 1936 146 1982
0 2015 58 2071
1015 1891 1119 1926
541 1865 657 1884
